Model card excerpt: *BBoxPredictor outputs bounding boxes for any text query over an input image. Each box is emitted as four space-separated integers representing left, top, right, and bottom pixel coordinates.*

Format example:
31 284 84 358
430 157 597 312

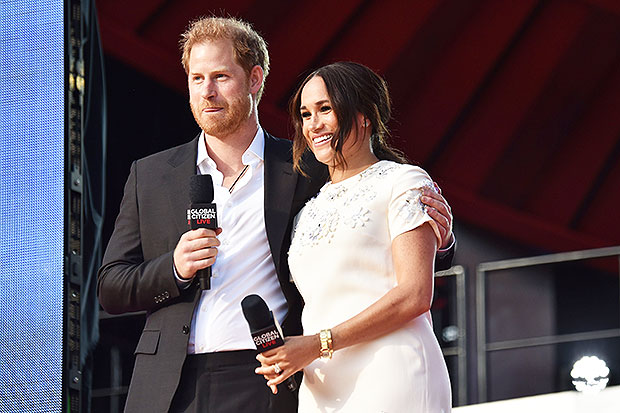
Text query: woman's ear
359 114 370 129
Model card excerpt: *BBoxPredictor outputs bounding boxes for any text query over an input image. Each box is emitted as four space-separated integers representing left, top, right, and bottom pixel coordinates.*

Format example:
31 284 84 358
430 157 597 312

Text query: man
98 16 455 413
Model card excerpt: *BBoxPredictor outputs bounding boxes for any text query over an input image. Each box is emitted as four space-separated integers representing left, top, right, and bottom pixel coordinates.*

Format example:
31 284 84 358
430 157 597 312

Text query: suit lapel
263 132 298 275
160 132 296 275
163 136 200 236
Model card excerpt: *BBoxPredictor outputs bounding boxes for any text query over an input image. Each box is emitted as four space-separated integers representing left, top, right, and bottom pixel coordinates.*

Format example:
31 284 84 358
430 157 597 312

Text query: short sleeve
387 165 442 247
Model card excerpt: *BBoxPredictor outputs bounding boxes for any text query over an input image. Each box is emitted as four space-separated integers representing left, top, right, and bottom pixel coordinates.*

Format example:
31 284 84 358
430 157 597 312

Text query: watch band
319 329 333 359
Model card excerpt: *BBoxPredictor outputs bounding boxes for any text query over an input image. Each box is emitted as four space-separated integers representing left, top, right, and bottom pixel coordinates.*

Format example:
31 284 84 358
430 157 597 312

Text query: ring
273 363 282 374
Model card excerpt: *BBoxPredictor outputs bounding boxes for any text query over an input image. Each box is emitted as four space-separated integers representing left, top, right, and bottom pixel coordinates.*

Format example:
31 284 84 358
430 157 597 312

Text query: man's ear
248 65 264 95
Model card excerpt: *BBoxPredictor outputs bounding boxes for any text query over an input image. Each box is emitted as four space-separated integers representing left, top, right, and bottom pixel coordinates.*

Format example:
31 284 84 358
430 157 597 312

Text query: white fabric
289 161 451 413
187 128 287 353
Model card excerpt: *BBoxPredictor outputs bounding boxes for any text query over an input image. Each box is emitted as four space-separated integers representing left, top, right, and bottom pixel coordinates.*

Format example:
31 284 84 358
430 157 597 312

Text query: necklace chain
228 164 249 194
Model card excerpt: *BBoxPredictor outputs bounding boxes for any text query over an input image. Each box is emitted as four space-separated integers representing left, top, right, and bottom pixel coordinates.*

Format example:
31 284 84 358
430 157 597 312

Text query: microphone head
241 294 273 331
189 174 214 203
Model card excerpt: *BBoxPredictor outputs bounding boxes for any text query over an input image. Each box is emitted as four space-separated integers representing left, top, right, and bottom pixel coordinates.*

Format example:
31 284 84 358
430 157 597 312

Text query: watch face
320 348 333 359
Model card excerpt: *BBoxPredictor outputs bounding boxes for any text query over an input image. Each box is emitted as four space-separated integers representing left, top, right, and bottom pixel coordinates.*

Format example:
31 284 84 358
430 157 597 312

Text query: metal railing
476 246 620 402
436 265 468 406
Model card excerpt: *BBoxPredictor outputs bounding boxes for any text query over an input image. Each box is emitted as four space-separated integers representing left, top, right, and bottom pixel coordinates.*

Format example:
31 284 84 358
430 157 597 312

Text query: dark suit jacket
98 131 327 412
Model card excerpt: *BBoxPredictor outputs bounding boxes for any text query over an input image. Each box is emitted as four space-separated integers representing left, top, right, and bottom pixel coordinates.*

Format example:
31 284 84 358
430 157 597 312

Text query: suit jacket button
182 325 190 335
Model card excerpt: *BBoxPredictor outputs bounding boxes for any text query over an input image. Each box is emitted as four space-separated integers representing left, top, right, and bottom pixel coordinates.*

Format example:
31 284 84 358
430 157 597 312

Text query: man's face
187 39 254 137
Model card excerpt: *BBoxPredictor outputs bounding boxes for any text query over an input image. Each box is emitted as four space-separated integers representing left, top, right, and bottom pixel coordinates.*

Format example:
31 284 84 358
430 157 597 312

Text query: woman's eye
301 111 311 119
320 105 331 112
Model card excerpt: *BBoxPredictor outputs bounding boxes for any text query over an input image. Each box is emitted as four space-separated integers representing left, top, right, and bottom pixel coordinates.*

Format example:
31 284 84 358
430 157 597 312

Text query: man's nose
201 80 216 99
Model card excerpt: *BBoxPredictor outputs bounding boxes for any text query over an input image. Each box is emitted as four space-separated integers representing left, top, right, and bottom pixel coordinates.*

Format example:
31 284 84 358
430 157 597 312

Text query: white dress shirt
187 128 287 353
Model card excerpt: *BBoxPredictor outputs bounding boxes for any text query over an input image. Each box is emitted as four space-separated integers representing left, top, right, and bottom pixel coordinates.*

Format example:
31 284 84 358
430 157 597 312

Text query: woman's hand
255 335 319 394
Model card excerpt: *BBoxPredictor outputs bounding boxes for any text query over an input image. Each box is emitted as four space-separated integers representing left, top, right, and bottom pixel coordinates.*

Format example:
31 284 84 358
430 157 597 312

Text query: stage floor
454 385 619 413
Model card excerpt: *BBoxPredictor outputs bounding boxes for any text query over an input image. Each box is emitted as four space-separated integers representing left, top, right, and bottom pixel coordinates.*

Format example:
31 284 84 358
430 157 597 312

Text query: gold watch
319 329 333 359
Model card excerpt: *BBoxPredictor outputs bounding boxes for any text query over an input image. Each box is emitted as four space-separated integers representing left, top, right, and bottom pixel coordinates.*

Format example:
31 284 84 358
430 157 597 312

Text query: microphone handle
198 266 211 290
284 375 298 393
186 201 217 291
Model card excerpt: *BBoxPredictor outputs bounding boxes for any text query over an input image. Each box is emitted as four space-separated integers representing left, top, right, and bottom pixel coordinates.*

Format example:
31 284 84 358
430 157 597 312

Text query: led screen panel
0 1 65 412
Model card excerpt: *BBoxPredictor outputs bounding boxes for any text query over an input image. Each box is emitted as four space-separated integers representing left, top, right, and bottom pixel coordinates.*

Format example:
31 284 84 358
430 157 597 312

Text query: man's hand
173 228 222 280
421 184 454 249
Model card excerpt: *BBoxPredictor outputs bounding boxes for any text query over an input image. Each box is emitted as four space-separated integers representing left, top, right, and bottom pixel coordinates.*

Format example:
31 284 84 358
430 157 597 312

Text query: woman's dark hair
290 61 408 174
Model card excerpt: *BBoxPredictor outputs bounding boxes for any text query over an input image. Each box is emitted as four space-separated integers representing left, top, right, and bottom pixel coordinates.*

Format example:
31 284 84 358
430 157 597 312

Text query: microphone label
251 326 284 350
187 203 218 229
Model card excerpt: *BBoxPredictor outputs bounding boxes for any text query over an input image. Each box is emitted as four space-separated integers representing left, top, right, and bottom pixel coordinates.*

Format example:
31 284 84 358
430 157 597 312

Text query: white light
442 325 459 343
570 355 610 393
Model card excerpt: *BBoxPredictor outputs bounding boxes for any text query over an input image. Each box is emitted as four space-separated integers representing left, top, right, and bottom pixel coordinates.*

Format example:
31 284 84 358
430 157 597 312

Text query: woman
256 62 452 412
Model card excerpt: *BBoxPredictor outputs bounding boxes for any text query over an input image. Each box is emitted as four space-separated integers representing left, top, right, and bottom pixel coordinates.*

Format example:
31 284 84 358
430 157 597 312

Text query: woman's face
299 76 340 165
300 75 368 168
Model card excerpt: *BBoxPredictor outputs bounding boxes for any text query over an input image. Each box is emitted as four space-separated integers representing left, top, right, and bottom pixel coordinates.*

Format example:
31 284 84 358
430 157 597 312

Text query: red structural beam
262 0 364 106
481 12 620 209
434 1 588 192
526 64 620 226
440 181 612 253
393 0 538 164
316 0 440 73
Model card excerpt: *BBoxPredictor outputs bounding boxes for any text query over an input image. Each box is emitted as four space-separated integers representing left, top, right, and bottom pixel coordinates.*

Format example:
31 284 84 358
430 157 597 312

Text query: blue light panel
0 1 64 412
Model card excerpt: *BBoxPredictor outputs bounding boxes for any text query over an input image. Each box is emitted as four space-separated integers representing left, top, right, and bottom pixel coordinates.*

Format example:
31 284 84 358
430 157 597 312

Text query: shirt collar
196 127 265 171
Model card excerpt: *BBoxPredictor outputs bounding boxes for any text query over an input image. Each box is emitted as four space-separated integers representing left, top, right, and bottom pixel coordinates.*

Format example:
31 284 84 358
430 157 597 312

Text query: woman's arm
256 222 437 392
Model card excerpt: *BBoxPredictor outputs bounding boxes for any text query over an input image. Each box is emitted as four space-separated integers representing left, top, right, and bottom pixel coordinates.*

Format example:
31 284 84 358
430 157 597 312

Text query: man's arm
434 238 456 272
98 161 221 314
97 161 184 314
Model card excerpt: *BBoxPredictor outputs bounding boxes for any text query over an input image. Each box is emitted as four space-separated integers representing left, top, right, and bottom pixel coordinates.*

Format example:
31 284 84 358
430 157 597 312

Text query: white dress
288 161 452 413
